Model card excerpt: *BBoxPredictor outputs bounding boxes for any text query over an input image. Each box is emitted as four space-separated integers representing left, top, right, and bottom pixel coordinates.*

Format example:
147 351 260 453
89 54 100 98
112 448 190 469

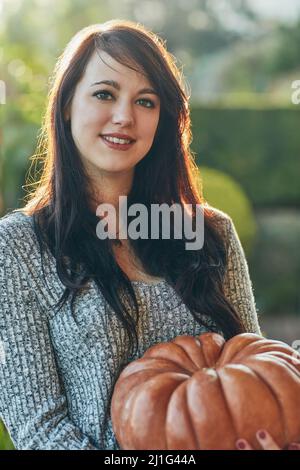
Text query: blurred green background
0 0 300 449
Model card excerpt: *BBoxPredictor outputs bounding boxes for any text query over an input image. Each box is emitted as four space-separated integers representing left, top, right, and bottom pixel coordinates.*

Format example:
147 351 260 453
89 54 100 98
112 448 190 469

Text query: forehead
81 50 151 87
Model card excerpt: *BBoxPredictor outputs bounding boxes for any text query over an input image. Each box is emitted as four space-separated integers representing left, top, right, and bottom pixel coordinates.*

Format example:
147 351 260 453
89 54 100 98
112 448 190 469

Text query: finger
288 443 300 450
236 439 253 450
256 430 281 450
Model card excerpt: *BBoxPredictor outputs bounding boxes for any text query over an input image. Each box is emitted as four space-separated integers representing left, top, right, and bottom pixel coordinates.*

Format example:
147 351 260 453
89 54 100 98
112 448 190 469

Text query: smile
100 136 136 151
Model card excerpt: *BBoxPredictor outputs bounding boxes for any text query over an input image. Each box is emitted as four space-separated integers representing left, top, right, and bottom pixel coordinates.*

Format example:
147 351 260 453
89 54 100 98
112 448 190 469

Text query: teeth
103 136 132 144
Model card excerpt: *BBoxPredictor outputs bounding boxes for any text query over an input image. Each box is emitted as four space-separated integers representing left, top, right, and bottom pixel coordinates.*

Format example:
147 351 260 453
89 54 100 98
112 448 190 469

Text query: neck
88 169 134 215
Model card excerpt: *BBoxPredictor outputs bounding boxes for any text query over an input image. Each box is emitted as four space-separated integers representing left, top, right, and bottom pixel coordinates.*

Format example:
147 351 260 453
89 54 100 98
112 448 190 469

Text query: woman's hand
236 429 300 450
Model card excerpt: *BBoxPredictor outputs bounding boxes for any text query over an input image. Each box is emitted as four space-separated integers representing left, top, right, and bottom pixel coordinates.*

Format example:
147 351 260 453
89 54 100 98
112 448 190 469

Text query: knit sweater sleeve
221 214 262 335
0 221 98 450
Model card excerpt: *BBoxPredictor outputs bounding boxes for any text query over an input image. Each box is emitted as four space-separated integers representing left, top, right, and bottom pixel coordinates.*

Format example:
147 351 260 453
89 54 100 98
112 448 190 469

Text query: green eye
137 99 155 108
92 90 155 108
93 90 113 100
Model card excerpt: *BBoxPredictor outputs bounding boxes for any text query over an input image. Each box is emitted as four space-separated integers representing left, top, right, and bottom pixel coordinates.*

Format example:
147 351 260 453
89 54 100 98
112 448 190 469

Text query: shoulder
0 209 37 257
203 204 231 223
202 204 241 256
0 208 34 231
203 203 233 234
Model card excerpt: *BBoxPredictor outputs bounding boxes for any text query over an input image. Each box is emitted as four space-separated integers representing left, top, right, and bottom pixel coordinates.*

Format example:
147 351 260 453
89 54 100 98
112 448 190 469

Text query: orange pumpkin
111 332 300 450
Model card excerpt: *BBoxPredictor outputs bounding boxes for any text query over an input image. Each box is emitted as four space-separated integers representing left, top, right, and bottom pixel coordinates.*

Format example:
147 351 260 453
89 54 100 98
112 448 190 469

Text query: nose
111 101 134 127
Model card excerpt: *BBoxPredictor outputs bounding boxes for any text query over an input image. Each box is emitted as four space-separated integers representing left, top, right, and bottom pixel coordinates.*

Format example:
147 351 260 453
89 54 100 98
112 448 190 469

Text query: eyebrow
90 80 159 96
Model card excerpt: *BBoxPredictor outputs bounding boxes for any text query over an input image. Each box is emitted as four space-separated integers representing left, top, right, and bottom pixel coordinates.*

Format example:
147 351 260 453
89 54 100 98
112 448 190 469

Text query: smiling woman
66 49 160 178
0 19 262 450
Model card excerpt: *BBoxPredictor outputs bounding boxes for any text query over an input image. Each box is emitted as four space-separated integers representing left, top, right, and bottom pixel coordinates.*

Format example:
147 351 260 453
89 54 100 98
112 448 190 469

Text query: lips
100 135 136 151
100 134 136 142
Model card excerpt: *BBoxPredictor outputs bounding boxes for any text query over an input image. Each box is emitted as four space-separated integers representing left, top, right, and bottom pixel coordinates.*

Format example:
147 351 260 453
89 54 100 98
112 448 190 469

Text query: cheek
141 113 160 142
71 100 108 134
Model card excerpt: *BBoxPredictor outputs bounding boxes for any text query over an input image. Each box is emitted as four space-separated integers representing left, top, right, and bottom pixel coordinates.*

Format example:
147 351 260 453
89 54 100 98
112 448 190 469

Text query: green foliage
269 20 300 74
199 166 257 256
0 420 15 450
191 107 300 208
251 210 300 316
220 20 300 96
0 0 114 211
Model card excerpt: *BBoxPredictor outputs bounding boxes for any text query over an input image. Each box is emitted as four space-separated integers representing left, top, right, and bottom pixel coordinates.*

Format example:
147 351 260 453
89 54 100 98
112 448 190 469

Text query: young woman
1 19 296 451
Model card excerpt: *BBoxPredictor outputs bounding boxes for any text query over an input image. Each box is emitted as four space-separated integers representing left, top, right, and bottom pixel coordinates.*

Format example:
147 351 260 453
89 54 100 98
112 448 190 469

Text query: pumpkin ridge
264 351 300 371
216 334 260 367
165 379 200 449
132 370 190 388
215 367 239 441
183 380 202 449
125 368 189 390
240 360 287 446
145 342 199 373
233 339 298 362
118 357 190 379
244 356 300 445
197 333 225 369
143 358 194 376
172 336 208 369
171 340 205 371
227 351 300 378
258 353 300 378
198 344 208 368
130 372 188 449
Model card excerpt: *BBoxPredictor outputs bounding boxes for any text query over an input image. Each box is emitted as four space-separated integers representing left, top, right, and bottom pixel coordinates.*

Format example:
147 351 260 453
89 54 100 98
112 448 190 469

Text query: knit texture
0 208 261 450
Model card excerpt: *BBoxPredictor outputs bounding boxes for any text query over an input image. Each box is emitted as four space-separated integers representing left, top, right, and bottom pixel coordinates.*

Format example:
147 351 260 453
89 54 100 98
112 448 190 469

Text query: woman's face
67 50 161 178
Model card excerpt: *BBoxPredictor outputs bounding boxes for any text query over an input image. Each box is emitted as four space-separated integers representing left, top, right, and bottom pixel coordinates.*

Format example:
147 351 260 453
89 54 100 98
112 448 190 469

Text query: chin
96 163 135 174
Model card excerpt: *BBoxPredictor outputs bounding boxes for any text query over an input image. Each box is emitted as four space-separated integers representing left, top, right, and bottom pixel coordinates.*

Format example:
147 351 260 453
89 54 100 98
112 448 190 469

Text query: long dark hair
18 19 246 357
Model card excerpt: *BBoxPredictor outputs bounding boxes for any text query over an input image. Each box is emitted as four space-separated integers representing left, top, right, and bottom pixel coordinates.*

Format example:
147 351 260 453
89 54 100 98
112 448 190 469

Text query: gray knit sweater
0 208 261 450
